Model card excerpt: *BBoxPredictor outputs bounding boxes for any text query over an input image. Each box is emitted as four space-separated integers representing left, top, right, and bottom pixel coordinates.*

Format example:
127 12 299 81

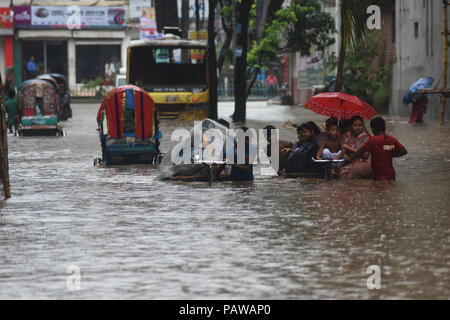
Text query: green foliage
82 77 104 89
330 33 391 113
247 0 335 77
287 0 336 55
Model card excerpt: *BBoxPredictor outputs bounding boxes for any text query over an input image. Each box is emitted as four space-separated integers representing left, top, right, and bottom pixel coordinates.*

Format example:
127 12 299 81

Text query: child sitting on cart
317 118 344 161
283 123 319 174
316 118 345 174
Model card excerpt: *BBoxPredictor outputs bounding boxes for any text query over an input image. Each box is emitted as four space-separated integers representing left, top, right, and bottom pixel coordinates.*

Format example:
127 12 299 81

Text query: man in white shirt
104 59 116 86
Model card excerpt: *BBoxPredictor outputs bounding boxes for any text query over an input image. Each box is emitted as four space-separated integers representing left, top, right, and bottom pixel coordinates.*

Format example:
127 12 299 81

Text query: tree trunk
217 0 233 74
181 0 190 63
441 0 448 125
335 0 346 93
0 75 10 199
208 0 218 120
233 0 252 123
246 54 262 99
335 32 346 93
181 0 190 38
195 0 201 32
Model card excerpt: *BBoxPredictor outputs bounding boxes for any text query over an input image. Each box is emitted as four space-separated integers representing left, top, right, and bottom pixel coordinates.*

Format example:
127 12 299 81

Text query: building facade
1 0 143 94
390 0 449 120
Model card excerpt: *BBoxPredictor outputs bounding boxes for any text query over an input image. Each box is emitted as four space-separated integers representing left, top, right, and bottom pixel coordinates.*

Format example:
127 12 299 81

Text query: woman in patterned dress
339 116 373 179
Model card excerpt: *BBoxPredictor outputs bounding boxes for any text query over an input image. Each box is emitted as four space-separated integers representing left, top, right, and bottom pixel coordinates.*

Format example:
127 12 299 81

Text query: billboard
140 7 163 40
14 6 126 28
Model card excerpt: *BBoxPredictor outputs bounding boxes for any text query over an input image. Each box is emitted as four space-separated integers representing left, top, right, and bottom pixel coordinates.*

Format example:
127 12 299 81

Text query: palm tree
335 0 371 92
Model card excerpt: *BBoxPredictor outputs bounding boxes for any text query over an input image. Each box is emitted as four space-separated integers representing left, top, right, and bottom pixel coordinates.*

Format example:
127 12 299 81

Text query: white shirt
105 63 115 76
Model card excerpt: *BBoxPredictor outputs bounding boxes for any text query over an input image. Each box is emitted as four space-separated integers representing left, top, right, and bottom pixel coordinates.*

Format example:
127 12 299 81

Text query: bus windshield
129 46 207 92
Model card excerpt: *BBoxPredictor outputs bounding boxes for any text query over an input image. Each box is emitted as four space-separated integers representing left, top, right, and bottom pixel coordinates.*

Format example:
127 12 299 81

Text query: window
75 45 121 84
414 22 419 38
21 40 67 81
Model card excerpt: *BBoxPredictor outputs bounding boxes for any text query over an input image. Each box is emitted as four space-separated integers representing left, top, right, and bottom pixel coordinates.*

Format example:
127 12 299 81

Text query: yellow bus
127 37 209 120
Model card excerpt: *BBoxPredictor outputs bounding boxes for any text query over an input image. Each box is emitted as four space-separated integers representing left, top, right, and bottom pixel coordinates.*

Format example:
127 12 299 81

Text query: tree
208 0 219 119
233 0 253 123
247 0 335 98
217 0 234 73
335 0 369 92
217 0 334 122
335 0 391 92
181 0 190 39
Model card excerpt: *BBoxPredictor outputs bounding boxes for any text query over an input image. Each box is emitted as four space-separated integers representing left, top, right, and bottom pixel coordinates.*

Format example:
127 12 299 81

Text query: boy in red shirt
349 117 407 181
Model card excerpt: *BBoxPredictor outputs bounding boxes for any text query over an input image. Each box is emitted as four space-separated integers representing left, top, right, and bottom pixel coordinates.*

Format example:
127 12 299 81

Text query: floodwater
0 101 449 299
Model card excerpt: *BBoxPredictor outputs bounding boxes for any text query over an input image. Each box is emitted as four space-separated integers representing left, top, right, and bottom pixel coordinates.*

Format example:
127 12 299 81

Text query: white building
391 0 449 121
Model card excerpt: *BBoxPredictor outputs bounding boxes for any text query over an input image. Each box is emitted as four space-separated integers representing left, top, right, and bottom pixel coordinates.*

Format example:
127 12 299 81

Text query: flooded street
1 101 449 299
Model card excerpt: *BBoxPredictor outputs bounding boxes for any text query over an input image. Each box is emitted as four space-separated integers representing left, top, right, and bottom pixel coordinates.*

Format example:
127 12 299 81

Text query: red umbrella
305 92 377 120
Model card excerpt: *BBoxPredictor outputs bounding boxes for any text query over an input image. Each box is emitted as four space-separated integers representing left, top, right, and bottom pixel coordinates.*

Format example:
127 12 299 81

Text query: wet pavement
0 101 449 299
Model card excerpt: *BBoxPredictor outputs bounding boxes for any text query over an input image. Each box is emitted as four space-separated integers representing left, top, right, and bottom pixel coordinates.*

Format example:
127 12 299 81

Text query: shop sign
14 6 126 28
13 6 31 27
189 31 207 60
0 7 13 29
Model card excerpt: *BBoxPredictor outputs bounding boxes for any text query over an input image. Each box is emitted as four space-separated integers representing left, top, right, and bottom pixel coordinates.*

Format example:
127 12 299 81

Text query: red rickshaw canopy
97 85 156 139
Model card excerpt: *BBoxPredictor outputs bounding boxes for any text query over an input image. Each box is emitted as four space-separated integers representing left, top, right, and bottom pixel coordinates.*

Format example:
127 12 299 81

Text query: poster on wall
140 7 163 40
0 7 13 29
130 0 151 21
189 30 207 60
13 6 126 28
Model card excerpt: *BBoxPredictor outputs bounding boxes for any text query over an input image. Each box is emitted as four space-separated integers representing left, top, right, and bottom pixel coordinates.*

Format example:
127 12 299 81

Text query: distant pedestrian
5 89 18 134
56 85 72 121
266 72 279 98
409 95 428 124
4 67 14 94
104 59 116 86
26 56 39 79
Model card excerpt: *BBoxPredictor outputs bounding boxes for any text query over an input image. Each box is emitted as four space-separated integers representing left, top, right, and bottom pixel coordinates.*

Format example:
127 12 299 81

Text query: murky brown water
0 101 449 299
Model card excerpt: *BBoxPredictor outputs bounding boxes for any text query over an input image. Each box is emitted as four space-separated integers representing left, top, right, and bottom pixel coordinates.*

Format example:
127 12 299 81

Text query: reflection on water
0 102 449 299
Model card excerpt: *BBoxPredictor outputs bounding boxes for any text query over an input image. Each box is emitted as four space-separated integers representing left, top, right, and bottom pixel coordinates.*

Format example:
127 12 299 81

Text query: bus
127 37 209 120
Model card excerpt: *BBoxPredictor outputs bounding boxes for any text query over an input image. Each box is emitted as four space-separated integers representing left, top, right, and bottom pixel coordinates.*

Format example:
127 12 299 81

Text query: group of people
202 115 407 183
271 116 407 182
